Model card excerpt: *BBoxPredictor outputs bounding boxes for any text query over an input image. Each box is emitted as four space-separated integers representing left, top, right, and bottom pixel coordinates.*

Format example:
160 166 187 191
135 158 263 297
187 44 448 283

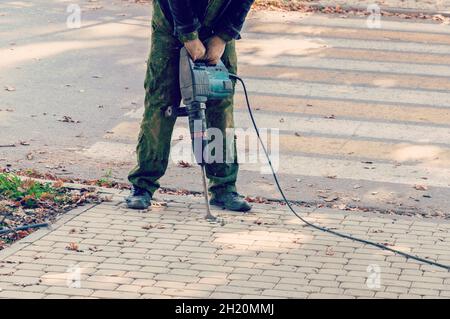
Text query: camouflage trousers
128 1 239 197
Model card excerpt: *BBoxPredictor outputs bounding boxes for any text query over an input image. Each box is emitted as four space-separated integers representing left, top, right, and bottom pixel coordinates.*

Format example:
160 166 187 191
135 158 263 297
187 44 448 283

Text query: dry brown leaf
325 247 335 256
177 160 193 168
53 180 64 188
4 86 16 92
66 242 81 251
414 184 428 191
324 196 339 202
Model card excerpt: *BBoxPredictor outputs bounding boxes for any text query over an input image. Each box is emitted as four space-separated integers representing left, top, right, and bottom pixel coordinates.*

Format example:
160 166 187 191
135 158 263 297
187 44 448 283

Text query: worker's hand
205 36 227 65
184 38 207 61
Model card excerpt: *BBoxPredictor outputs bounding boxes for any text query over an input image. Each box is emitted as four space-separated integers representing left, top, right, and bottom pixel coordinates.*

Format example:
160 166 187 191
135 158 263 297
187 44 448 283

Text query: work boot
210 192 252 212
126 186 152 210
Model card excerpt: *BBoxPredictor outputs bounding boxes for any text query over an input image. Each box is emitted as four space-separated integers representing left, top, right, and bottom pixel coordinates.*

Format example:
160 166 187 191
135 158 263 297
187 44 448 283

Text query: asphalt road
1 0 449 217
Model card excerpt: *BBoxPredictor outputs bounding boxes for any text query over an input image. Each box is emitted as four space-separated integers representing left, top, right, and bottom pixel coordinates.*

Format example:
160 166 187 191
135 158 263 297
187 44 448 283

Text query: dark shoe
126 186 152 210
210 192 252 212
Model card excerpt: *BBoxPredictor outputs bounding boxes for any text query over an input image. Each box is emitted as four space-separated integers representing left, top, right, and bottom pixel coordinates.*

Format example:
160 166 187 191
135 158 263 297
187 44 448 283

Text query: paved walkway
1 190 449 299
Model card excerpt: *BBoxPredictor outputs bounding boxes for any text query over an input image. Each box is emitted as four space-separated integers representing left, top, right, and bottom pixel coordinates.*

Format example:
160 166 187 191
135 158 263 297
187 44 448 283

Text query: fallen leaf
414 184 428 191
4 86 16 92
324 195 339 202
53 180 64 188
177 160 192 168
142 224 166 230
59 116 80 123
245 196 268 204
325 247 335 256
254 218 263 225
151 201 167 208
66 242 82 252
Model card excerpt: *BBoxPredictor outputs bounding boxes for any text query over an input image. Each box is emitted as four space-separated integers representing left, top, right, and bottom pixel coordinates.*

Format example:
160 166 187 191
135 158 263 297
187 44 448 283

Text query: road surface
1 0 449 217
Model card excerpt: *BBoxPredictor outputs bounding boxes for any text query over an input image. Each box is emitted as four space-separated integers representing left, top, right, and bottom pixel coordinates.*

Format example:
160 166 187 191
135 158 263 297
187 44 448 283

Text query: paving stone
154 274 199 283
0 291 45 299
210 292 242 299
375 292 399 299
44 294 70 299
262 289 308 298
87 275 133 285
44 287 93 297
91 290 141 299
162 288 211 298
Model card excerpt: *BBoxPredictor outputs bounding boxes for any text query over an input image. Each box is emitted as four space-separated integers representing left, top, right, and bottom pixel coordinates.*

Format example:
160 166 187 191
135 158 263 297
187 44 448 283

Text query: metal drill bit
201 166 216 221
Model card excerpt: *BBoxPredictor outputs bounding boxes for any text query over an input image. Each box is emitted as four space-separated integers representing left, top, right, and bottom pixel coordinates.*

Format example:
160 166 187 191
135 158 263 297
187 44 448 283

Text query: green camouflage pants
128 1 239 197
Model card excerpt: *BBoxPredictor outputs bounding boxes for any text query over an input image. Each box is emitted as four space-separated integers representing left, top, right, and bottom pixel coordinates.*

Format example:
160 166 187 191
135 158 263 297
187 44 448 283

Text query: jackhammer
165 47 234 220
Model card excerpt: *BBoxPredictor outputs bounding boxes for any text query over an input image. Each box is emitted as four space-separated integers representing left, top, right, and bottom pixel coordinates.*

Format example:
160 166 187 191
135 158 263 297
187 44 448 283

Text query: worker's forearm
167 0 201 39
215 0 255 41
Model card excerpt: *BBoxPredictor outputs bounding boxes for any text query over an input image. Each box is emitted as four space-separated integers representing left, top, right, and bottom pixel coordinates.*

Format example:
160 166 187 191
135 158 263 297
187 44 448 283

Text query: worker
127 0 255 212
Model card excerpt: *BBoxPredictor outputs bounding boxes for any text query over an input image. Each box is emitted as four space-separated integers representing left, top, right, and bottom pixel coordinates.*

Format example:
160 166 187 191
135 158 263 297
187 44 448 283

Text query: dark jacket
157 0 254 41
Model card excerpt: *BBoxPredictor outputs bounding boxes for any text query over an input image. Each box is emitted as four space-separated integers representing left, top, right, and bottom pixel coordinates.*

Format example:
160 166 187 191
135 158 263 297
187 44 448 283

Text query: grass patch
0 173 60 208
96 169 114 188
0 172 102 250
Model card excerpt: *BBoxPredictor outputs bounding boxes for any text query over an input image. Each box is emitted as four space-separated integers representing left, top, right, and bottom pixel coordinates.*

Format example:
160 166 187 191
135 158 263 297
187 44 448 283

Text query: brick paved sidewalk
1 190 449 299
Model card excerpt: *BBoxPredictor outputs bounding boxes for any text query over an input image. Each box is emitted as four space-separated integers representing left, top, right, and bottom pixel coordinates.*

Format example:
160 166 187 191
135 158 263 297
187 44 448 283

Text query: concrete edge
159 191 450 226
10 176 450 226
307 3 450 18
15 175 123 195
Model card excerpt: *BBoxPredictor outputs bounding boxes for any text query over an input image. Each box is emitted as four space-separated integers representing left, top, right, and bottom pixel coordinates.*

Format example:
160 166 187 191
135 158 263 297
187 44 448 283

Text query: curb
307 3 450 18
15 175 124 195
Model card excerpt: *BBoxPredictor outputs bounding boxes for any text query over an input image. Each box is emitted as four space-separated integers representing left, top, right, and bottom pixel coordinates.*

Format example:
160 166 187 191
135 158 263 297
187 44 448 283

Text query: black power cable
231 74 450 272
0 223 49 236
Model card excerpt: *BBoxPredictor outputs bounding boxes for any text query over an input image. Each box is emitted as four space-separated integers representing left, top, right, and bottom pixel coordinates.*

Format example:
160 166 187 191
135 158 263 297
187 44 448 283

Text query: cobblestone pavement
1 190 449 299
